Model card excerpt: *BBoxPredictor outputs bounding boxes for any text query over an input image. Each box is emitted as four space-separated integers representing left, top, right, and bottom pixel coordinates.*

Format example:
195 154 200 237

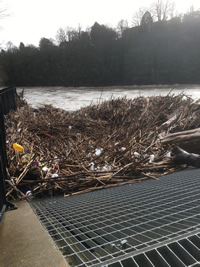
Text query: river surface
17 84 200 111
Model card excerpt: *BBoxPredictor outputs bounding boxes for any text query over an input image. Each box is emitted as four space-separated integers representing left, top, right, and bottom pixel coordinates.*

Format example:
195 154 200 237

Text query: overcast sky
0 0 199 48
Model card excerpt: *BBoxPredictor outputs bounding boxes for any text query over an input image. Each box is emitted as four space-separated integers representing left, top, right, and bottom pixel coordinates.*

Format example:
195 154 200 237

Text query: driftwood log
161 128 200 154
172 146 200 168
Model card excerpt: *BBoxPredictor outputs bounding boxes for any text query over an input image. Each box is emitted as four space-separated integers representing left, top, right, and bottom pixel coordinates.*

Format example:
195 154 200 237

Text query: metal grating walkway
30 168 200 267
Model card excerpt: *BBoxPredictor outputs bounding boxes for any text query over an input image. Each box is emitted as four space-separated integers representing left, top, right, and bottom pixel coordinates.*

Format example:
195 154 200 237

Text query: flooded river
18 84 200 111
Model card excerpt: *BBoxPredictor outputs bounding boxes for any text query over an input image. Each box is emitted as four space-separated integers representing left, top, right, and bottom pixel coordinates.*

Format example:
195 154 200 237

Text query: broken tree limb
160 128 200 153
160 108 182 131
171 146 200 168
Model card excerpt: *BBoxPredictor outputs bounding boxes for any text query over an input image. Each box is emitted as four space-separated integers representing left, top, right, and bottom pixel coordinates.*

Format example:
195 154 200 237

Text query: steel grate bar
30 168 200 266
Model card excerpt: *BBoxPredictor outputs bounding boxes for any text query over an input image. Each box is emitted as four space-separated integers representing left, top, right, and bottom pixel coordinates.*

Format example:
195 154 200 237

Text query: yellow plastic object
13 143 24 152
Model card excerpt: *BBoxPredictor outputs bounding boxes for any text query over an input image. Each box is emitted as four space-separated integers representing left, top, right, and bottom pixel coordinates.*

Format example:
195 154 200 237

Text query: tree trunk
161 128 200 154
172 146 200 168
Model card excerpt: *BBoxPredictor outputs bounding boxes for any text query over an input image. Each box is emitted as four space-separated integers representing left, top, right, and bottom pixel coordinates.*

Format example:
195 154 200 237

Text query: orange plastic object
13 143 24 152
41 131 54 138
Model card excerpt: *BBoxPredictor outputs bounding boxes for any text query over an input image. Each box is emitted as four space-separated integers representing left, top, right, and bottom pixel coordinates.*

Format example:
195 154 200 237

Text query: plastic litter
42 166 48 172
111 243 116 248
95 148 102 156
165 152 171 158
133 152 140 158
25 190 32 197
54 164 59 169
41 131 54 138
90 162 94 171
96 166 101 170
149 154 155 163
113 240 128 249
21 154 32 163
51 173 59 178
68 125 72 129
120 147 126 151
13 143 24 152
102 164 112 171
120 239 128 248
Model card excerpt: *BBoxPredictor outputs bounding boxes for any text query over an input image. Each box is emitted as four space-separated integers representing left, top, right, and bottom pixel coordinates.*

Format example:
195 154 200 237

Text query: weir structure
1 86 200 266
31 168 200 266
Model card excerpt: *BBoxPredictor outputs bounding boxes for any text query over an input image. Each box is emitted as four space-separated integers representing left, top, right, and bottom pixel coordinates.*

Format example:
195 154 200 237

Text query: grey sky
1 0 199 48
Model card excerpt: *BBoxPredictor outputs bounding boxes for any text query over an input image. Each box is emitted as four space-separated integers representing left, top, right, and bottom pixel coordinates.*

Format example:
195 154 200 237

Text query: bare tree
150 0 175 21
141 11 153 32
56 25 84 45
66 27 76 42
6 41 16 50
117 19 128 37
56 28 67 44
132 0 175 27
132 7 149 26
56 27 75 44
77 24 82 40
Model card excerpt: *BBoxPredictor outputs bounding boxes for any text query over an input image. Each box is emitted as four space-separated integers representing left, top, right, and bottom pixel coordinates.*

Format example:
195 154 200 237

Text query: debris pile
5 93 200 199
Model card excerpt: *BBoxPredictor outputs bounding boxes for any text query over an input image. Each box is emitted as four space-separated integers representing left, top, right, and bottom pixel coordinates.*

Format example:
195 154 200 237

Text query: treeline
1 10 200 86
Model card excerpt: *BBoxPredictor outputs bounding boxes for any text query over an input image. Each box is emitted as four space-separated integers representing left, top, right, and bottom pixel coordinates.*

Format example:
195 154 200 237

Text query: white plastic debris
133 152 140 158
68 125 72 129
96 166 101 170
95 148 102 156
25 190 32 197
42 166 48 172
149 154 155 163
120 239 128 246
120 239 128 249
51 173 59 178
102 164 112 171
90 162 94 171
165 152 171 158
